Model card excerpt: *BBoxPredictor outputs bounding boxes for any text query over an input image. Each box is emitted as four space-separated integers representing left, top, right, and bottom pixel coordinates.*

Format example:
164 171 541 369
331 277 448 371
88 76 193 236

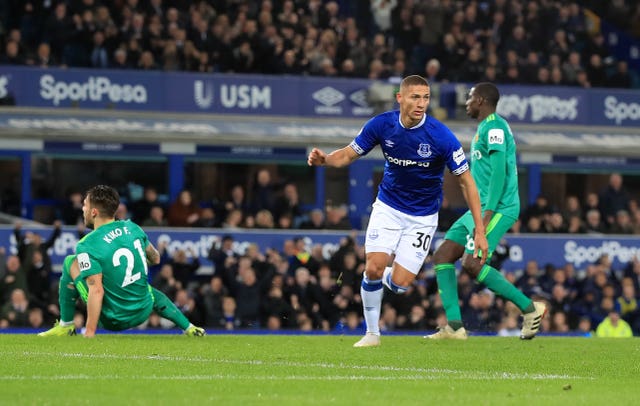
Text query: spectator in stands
586 53 607 88
516 260 542 298
229 264 270 328
583 192 603 219
562 51 583 85
545 211 567 233
42 2 74 64
0 288 31 328
132 186 162 223
142 205 168 227
566 215 587 234
194 207 217 228
152 263 180 300
208 235 238 274
115 202 130 220
607 60 633 89
167 189 201 227
89 30 109 68
617 278 639 333
28 307 45 329
200 276 226 328
221 184 250 220
250 169 276 214
254 209 275 229
424 58 443 83
221 209 243 229
523 194 552 225
273 182 303 224
371 0 397 35
61 190 84 226
165 247 201 292
324 204 352 230
261 285 296 329
0 40 25 65
595 307 633 338
1 256 26 302
610 210 635 234
173 288 204 327
562 195 583 221
599 173 630 228
30 42 56 68
550 310 570 333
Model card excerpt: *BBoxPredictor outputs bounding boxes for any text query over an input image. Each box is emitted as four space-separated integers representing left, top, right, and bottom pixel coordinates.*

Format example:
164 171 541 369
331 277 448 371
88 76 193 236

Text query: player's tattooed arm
145 243 161 265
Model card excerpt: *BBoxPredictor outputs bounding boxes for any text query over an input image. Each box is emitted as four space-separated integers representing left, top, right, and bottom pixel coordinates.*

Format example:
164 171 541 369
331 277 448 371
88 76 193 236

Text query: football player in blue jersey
308 75 488 347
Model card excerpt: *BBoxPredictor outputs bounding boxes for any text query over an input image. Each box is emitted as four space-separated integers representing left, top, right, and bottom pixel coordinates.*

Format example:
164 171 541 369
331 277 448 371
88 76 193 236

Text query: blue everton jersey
350 111 469 216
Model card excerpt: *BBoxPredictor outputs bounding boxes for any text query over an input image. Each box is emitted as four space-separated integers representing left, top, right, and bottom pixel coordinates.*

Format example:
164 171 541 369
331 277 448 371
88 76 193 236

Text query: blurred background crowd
1 171 639 337
0 0 638 87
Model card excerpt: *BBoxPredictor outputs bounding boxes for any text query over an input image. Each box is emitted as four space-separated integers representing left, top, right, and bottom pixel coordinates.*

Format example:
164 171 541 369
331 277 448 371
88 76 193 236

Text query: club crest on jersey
368 229 379 240
417 143 432 158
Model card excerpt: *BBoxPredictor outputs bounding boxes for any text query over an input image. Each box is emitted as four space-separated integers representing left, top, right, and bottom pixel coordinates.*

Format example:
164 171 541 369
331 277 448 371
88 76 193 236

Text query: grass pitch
1 333 638 405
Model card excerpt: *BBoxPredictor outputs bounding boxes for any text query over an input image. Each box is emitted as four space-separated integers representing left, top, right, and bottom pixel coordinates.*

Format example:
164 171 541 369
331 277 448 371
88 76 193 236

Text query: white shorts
365 199 438 275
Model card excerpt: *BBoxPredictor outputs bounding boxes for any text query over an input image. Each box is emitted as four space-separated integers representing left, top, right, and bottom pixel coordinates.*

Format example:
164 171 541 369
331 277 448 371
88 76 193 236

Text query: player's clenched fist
307 148 326 166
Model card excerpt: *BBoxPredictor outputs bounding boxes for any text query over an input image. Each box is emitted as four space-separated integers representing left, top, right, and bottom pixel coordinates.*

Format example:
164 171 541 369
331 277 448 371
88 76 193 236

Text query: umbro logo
312 87 345 106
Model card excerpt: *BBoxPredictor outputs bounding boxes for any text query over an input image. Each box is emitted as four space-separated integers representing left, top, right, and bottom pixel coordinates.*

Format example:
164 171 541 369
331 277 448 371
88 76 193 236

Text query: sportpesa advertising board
0 226 637 274
0 66 638 127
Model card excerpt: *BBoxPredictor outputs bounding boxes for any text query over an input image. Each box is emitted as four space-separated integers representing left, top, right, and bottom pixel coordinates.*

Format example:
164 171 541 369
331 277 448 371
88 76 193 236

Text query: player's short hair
400 75 430 90
473 82 500 107
86 185 120 218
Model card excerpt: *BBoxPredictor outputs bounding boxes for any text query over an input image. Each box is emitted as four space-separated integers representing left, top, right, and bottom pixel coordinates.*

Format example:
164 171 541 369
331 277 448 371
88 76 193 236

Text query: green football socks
58 255 79 323
435 263 464 330
478 265 534 312
151 287 191 330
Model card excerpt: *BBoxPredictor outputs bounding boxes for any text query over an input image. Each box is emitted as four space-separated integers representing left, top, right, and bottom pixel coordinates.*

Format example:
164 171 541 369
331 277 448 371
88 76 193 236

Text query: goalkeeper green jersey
470 113 520 219
76 219 153 328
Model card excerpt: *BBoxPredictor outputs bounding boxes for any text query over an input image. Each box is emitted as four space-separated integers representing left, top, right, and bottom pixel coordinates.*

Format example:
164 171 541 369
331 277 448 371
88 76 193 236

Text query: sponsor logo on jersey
488 129 504 144
384 152 430 167
384 139 395 148
417 143 432 158
77 253 92 272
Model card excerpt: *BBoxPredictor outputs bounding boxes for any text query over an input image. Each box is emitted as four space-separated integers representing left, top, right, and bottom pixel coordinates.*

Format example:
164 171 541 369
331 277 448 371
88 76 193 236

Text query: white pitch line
17 351 590 381
0 373 587 381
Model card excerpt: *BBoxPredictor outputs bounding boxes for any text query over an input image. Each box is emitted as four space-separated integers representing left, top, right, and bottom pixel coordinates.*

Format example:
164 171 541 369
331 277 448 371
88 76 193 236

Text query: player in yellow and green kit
427 83 547 340
38 185 205 337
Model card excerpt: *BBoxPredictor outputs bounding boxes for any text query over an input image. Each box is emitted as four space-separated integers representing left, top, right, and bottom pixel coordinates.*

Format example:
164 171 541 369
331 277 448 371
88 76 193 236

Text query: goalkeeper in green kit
39 185 205 337
426 83 547 340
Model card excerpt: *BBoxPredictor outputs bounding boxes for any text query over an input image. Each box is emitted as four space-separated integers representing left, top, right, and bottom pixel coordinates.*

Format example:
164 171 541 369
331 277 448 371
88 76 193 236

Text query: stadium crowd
0 0 638 88
1 171 639 337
